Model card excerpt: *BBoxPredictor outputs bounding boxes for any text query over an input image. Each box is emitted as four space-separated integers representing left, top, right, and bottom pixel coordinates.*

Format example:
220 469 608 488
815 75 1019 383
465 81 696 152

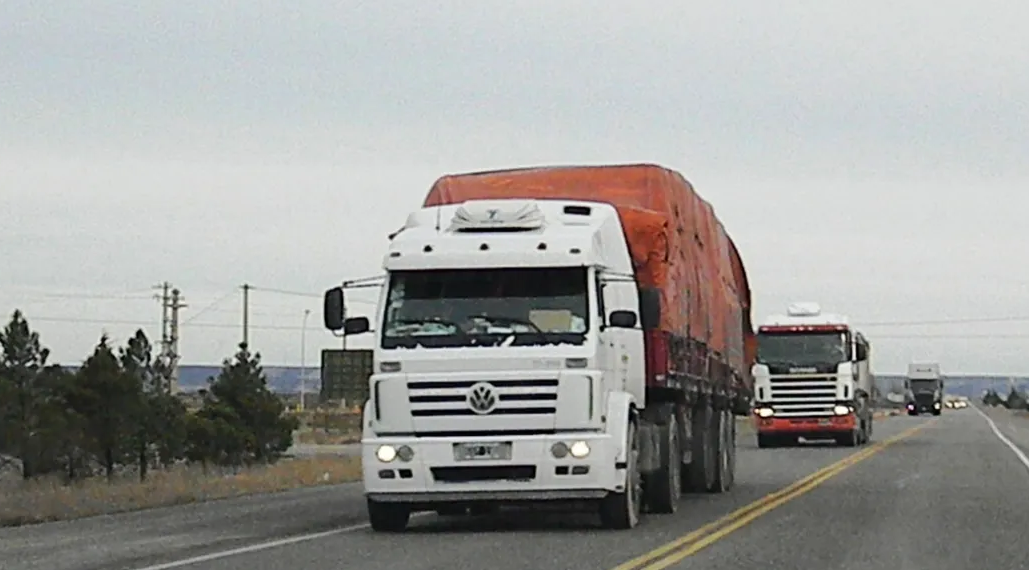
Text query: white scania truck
323 165 755 532
751 302 875 447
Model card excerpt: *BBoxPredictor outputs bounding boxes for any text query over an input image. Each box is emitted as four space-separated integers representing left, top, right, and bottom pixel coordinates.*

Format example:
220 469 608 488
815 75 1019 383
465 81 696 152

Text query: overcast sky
2 1 1028 375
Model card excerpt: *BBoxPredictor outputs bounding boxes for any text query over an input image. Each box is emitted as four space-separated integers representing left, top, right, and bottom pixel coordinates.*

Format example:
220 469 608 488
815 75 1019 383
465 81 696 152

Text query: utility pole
300 309 310 411
168 288 186 394
241 283 251 348
154 282 171 361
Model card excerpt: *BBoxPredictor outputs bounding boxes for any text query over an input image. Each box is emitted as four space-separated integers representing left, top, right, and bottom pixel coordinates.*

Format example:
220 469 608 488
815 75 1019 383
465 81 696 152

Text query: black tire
708 409 735 493
757 433 777 449
836 431 858 447
469 504 500 516
368 498 411 532
683 403 716 492
599 421 643 529
932 408 942 416
644 414 681 514
435 505 467 516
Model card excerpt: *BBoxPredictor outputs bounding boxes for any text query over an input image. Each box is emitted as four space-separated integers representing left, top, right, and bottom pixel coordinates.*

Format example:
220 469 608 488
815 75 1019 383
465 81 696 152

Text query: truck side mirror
343 316 371 336
638 287 662 330
323 287 345 330
608 310 638 329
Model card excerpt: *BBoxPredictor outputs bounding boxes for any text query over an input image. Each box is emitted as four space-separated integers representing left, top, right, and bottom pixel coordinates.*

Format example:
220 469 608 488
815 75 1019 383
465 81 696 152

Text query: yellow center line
611 420 936 570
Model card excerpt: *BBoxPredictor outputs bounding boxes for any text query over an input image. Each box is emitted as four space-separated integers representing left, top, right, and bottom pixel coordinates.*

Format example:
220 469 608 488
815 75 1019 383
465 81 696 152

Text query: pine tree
70 334 144 479
0 310 53 478
191 343 297 466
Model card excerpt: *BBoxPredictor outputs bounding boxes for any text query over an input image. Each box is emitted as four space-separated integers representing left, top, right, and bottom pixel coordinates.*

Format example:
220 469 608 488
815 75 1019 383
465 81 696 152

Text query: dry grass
291 409 363 445
0 455 363 527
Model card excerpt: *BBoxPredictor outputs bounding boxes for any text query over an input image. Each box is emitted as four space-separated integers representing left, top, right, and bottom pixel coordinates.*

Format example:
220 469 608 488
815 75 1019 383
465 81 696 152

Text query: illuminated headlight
569 441 591 458
833 405 851 416
375 445 398 463
550 442 569 458
934 402 941 409
756 407 774 418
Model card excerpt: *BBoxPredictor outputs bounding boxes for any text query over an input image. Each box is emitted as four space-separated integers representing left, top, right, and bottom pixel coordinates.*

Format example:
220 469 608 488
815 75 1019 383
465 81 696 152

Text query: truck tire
757 433 777 448
644 413 681 514
435 505 467 516
367 499 411 532
836 431 858 447
708 409 735 493
600 421 642 529
682 403 716 493
932 408 942 416
469 504 500 516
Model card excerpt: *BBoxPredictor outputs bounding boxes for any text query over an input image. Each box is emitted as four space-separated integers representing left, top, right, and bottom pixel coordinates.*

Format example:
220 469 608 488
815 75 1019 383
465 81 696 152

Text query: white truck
905 363 943 415
321 165 755 532
751 302 875 447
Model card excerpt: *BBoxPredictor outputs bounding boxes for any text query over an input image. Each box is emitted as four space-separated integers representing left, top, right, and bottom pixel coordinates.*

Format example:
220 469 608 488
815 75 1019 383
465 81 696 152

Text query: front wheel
599 421 643 529
368 498 411 532
836 431 858 447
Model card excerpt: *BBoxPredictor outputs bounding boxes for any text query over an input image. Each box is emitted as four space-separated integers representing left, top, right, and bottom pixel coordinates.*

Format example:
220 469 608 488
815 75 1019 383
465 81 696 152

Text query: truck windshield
756 332 849 367
910 379 940 393
380 267 590 349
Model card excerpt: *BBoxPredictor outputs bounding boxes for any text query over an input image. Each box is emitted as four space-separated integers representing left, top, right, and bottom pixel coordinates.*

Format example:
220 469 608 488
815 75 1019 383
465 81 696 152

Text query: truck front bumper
362 433 619 505
755 414 856 438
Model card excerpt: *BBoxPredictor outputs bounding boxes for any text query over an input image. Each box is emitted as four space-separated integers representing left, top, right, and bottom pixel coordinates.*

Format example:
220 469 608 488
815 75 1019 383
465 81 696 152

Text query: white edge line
974 404 1029 472
131 513 432 570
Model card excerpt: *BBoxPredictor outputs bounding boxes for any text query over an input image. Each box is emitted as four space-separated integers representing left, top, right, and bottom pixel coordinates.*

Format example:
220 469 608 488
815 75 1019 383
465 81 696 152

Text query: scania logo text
467 382 498 414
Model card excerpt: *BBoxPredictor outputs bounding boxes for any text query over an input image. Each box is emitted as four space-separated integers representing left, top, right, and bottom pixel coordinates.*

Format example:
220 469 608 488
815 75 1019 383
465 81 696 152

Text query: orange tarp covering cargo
423 164 756 381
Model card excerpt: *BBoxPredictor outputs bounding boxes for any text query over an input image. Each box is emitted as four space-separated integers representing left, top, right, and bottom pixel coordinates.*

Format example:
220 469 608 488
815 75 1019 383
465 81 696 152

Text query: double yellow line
611 420 936 570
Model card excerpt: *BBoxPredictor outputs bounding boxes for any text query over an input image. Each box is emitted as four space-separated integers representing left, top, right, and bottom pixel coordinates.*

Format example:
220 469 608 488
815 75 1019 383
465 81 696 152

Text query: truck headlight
376 445 397 463
569 441 591 458
756 407 774 418
397 445 415 462
833 405 851 416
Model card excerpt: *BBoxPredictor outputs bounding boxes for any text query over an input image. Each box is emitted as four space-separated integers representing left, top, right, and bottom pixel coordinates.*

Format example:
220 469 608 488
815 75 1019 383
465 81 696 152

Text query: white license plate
453 442 512 461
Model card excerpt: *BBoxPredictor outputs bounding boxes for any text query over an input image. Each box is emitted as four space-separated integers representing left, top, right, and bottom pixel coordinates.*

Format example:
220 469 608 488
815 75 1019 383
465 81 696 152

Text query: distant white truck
751 302 875 447
905 363 943 416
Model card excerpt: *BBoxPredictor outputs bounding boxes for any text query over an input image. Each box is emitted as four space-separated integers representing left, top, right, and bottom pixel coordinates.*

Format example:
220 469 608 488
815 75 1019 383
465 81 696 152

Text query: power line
183 289 236 325
22 315 311 331
247 285 377 304
248 285 319 298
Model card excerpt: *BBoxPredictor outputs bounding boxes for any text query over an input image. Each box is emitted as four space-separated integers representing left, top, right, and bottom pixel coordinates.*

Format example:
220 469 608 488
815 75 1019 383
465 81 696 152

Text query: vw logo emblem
467 382 498 415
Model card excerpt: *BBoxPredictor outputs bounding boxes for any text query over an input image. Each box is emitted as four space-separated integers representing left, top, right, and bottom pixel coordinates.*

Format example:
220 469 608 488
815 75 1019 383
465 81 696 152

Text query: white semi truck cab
323 199 653 531
750 302 874 447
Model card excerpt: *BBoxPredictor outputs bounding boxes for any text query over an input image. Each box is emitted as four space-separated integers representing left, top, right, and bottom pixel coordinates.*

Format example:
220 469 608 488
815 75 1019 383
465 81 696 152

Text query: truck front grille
767 374 837 416
407 378 559 417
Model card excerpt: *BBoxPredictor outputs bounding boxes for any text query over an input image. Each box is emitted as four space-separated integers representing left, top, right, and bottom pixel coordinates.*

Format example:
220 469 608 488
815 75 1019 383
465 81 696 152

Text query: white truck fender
605 391 637 464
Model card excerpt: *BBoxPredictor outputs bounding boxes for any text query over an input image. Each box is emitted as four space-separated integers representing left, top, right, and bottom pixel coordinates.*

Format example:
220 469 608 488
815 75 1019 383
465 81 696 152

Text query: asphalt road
3 407 1029 570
